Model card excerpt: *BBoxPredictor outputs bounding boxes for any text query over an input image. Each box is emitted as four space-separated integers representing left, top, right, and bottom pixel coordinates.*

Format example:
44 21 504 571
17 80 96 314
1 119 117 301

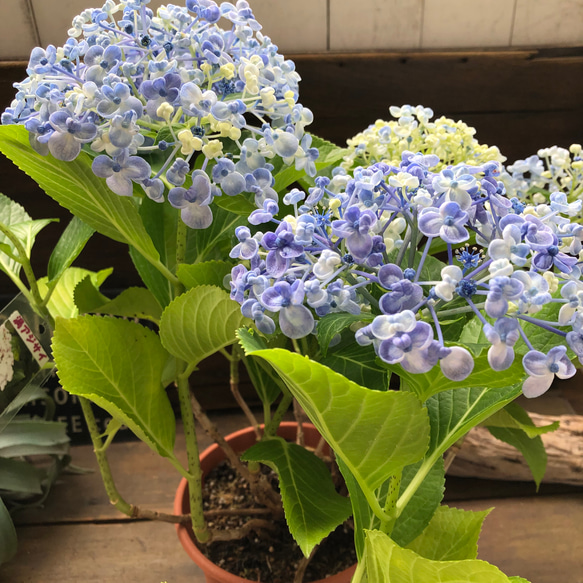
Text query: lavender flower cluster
230 153 583 398
1 0 317 228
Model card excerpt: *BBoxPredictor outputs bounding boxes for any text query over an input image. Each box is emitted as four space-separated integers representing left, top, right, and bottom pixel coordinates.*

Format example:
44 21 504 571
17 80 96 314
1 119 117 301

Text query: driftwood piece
448 413 583 485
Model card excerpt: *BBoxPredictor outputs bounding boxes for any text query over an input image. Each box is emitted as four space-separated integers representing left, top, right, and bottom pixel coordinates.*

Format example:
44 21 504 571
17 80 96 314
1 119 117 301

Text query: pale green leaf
52 316 176 458
0 125 160 266
0 497 17 565
37 267 112 319
241 437 351 556
484 402 559 438
363 529 516 583
237 341 429 499
406 505 492 561
487 427 547 489
159 285 247 367
0 192 33 278
73 275 109 314
47 216 95 283
177 260 232 290
392 458 445 547
0 458 43 495
9 219 56 256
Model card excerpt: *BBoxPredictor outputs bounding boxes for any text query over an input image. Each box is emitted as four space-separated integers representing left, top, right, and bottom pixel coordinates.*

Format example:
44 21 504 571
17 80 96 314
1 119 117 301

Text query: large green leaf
321 339 389 391
177 260 233 290
0 497 17 566
242 356 283 406
213 193 256 216
130 246 172 308
241 437 351 556
37 267 112 319
487 426 547 489
363 529 521 583
425 385 523 459
52 316 176 458
238 337 429 510
159 285 247 367
391 458 445 547
406 505 492 561
392 351 526 403
47 216 95 283
0 126 160 268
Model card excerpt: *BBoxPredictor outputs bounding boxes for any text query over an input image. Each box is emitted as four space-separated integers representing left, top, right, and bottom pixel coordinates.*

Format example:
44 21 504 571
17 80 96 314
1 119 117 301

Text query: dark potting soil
199 460 356 582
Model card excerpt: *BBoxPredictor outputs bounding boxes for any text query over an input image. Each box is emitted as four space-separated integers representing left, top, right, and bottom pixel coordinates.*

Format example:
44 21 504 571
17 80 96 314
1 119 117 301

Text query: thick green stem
79 396 132 516
177 363 210 543
379 470 402 535
263 388 293 437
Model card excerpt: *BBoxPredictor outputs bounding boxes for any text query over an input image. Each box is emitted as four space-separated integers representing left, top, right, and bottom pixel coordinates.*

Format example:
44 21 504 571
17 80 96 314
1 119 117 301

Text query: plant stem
177 363 210 543
379 470 402 535
263 388 293 438
78 396 133 516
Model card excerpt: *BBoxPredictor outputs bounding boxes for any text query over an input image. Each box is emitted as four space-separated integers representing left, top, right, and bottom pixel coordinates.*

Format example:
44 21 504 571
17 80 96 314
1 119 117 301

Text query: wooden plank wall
0 48 582 296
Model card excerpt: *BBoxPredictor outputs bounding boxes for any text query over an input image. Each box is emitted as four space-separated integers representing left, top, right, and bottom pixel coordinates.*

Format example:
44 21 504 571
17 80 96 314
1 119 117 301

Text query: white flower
434 265 463 301
313 250 342 280
0 324 14 391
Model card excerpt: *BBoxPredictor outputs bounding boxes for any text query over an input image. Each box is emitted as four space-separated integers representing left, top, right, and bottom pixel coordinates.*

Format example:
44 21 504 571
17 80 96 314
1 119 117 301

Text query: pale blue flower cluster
2 0 317 228
230 153 583 397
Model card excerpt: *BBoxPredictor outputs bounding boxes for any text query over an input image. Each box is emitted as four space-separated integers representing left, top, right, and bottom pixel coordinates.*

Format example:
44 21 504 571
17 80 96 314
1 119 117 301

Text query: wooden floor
2 410 583 583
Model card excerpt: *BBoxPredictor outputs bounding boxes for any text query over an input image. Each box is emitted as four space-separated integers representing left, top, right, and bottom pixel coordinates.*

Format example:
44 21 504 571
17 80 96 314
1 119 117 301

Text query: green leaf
129 246 172 308
391 458 445 547
241 437 351 556
185 205 245 264
73 275 110 314
37 267 112 319
89 287 163 322
159 285 247 367
363 529 516 583
177 260 232 290
0 125 160 266
484 402 559 438
425 384 523 460
52 316 176 458
316 313 371 356
458 316 490 357
0 458 43 495
242 356 283 405
393 351 526 403
0 419 69 457
9 219 57 255
0 193 33 278
0 497 17 566
487 426 547 488
213 193 256 216
406 505 492 561
321 339 389 391
237 342 429 507
47 216 95 283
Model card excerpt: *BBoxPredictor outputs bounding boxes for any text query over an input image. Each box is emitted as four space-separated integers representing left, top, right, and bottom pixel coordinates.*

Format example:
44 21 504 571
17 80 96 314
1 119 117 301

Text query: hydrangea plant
0 0 576 579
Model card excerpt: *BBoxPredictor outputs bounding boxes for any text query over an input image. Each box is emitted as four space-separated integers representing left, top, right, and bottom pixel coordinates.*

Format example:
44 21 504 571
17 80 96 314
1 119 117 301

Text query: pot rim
174 422 357 583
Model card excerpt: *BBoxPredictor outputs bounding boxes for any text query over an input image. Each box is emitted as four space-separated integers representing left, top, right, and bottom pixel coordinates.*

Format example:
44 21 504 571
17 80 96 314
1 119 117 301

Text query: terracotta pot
174 421 356 583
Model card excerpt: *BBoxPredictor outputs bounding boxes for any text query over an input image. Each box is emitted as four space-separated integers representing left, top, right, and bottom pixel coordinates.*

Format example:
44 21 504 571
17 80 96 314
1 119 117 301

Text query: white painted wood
29 0 325 54
247 0 327 53
422 0 515 48
0 0 37 60
330 0 423 51
512 0 583 46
